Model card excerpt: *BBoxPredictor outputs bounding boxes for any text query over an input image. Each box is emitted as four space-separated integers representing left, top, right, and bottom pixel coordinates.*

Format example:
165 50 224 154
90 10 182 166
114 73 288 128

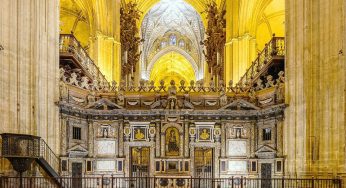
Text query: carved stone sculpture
255 79 264 91
276 71 285 85
80 76 90 90
69 72 79 86
266 75 275 88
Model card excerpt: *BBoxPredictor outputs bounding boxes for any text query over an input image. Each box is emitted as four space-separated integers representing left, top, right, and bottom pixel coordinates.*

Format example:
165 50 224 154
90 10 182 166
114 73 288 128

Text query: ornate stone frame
161 123 184 157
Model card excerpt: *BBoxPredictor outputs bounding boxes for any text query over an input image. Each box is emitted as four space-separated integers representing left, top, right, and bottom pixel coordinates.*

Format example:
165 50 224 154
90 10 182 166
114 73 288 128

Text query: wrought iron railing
237 35 285 87
59 34 108 84
39 139 60 175
0 134 60 176
0 176 342 188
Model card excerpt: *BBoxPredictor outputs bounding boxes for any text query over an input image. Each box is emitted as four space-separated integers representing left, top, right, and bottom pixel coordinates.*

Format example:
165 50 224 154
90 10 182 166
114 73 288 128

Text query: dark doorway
261 163 272 188
72 162 83 188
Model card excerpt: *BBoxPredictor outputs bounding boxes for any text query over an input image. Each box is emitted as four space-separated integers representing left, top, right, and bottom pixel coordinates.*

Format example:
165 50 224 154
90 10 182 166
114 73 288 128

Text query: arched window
169 35 177 45
179 40 185 47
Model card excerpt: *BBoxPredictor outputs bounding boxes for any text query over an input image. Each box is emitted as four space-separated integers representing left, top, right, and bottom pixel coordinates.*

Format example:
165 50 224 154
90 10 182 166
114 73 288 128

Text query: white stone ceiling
141 0 205 70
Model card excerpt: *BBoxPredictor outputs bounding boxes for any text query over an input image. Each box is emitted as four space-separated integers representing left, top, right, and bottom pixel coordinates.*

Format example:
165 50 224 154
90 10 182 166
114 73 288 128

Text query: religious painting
133 127 147 141
165 127 180 156
198 127 212 141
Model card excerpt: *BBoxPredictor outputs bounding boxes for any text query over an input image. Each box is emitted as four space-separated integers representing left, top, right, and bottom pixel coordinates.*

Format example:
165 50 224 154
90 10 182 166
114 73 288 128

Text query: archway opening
149 52 196 86
140 0 205 83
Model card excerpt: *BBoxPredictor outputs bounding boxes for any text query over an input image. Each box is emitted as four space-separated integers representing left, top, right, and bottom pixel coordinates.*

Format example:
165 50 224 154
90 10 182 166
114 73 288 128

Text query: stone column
284 0 346 177
118 120 124 157
0 0 60 153
60 116 68 156
184 121 189 158
88 120 94 157
220 122 227 158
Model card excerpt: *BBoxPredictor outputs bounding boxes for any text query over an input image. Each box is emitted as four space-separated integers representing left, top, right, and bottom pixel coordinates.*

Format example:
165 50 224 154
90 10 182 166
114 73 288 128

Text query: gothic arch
145 47 200 80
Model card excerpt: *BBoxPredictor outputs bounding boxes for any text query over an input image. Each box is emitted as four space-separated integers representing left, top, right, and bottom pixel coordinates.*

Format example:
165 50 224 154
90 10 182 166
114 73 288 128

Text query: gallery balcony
237 35 285 88
59 34 108 85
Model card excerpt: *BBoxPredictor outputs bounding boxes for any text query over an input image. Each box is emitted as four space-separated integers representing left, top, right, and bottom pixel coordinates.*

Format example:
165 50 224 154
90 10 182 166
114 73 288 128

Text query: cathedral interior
0 0 345 187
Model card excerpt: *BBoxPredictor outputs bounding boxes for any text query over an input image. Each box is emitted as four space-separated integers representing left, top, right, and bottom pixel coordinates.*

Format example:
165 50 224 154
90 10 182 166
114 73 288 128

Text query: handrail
59 34 108 84
237 35 285 86
39 139 60 175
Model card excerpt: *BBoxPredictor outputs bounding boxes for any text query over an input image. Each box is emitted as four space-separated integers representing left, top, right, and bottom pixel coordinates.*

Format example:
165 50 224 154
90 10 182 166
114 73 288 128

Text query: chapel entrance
130 147 150 177
261 163 272 188
194 148 214 187
71 162 83 188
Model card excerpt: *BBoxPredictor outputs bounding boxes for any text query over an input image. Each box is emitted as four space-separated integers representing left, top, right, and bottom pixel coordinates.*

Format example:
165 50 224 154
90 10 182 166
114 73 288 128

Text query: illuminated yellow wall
224 0 285 84
60 0 121 83
125 0 224 27
60 0 91 47
149 52 196 86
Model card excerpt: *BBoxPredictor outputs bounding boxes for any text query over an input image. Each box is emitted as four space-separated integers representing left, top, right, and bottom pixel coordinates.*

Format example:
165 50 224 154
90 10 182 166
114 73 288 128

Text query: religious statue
167 80 177 109
102 127 108 138
219 90 228 106
59 67 67 82
59 81 68 100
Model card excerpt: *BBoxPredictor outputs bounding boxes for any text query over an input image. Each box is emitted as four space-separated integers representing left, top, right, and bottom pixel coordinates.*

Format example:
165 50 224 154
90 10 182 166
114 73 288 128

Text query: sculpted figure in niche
102 127 108 138
166 127 179 156
167 80 178 109
236 128 241 138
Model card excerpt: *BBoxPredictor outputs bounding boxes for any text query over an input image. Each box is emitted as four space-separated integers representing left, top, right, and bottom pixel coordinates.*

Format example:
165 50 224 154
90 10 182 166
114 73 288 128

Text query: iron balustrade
0 176 342 188
237 35 285 87
0 134 60 176
39 139 60 175
59 34 108 84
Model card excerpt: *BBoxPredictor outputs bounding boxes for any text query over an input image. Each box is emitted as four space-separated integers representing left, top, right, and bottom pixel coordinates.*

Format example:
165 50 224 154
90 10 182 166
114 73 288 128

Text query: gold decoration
202 2 226 78
199 128 211 140
165 127 180 156
134 128 145 140
120 2 142 78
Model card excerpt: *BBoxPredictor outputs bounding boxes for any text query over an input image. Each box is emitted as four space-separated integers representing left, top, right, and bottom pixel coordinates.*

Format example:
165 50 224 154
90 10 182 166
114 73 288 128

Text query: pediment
255 145 276 153
86 98 123 110
220 99 260 110
67 145 88 153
